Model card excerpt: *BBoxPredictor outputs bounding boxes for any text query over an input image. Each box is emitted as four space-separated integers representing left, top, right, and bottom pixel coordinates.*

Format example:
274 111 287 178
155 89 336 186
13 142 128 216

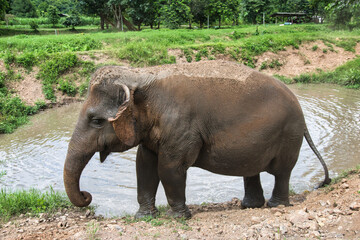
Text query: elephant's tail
304 126 331 187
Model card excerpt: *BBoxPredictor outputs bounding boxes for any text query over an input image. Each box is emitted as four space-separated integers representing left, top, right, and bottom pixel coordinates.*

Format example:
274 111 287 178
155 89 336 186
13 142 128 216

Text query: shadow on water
0 84 359 216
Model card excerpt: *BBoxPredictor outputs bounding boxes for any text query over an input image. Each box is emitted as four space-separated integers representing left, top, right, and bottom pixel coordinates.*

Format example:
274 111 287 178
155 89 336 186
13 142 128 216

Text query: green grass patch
0 187 75 222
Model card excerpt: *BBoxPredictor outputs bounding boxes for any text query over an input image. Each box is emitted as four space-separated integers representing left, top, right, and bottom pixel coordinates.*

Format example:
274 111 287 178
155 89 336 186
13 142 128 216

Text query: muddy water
0 84 359 217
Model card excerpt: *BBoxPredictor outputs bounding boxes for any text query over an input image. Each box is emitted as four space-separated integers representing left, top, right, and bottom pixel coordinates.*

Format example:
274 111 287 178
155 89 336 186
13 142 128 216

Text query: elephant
63 60 330 219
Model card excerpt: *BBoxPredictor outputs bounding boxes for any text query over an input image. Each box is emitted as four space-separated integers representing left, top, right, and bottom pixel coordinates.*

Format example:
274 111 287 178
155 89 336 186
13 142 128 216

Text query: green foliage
293 73 312 83
29 21 39 32
290 57 360 89
336 38 357 52
0 69 44 133
117 42 175 66
341 68 360 88
160 0 191 29
274 74 293 84
62 13 82 30
16 52 37 70
312 45 318 51
3 51 16 65
10 0 37 18
0 187 72 221
38 52 78 101
47 5 60 27
231 30 246 40
58 78 77 96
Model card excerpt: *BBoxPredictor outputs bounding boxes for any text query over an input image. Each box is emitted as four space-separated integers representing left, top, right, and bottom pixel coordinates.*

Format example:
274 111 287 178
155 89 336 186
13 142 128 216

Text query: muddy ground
1 170 359 240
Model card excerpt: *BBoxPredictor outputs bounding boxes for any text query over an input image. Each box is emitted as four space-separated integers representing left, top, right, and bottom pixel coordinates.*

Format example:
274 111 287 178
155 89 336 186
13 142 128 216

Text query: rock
17 229 24 233
350 202 360 211
279 225 288 234
57 221 67 228
341 183 349 189
85 209 92 218
251 216 262 223
288 210 309 226
274 212 282 217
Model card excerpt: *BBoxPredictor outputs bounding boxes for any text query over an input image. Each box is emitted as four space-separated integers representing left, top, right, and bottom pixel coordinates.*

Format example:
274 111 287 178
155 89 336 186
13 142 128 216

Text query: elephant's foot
134 208 159 219
241 195 265 209
167 206 191 219
266 197 291 208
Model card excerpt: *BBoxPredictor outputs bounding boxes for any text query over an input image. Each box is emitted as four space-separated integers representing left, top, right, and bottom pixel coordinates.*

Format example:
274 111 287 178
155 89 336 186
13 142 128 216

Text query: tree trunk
122 16 137 31
189 18 192 29
100 15 105 30
218 16 221 28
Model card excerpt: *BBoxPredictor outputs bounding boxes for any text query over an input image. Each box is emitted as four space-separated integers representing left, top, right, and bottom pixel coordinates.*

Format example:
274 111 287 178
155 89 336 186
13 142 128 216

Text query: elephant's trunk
63 136 94 207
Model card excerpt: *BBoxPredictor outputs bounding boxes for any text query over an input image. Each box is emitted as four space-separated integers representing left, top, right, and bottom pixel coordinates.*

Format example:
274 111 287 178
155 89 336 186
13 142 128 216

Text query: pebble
350 202 360 211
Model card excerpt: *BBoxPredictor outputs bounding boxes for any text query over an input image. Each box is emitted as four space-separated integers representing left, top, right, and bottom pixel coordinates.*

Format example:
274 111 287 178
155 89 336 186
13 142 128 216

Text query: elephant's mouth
99 145 111 163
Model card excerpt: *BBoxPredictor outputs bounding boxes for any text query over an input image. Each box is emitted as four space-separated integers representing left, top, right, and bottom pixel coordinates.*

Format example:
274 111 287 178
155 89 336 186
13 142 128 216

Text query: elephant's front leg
157 142 201 219
158 161 191 219
135 145 160 218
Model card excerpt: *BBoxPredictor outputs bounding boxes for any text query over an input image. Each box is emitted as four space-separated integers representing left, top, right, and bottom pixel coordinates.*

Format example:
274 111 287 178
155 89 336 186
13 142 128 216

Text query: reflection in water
0 84 359 216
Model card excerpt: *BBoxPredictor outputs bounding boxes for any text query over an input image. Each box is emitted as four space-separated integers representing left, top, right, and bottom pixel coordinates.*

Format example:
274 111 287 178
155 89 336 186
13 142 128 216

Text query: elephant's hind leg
242 174 265 208
135 145 160 218
267 173 292 207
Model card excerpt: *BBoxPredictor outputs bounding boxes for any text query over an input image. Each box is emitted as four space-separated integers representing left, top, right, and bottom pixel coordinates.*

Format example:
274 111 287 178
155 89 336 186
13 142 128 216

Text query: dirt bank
1 169 359 240
4 41 360 107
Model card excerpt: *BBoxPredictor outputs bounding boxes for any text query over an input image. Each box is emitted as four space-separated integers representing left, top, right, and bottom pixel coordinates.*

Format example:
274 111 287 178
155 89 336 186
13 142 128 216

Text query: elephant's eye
90 118 105 128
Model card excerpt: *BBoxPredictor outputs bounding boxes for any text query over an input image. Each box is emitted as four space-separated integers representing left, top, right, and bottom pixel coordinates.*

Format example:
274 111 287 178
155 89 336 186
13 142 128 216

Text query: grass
87 220 100 240
0 186 94 222
122 204 191 230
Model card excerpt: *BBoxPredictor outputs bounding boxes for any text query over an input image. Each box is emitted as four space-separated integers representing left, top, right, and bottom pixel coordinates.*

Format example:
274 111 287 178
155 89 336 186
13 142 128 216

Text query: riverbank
1 167 359 239
1 24 360 133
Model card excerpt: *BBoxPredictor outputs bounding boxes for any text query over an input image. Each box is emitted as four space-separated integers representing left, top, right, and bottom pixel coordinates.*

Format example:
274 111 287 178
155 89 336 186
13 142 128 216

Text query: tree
47 5 60 27
189 0 208 28
62 12 82 30
160 0 191 29
78 0 109 30
207 0 229 28
241 0 272 24
326 0 360 29
226 0 241 25
0 0 9 20
10 0 37 18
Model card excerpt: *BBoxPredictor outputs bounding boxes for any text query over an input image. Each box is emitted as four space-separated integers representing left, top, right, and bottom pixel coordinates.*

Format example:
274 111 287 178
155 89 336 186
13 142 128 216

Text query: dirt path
1 170 359 240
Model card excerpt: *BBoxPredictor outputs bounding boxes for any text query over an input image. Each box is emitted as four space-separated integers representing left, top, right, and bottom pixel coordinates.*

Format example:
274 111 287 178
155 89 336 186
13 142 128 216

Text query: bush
38 52 78 100
29 21 39 32
341 68 360 88
58 78 77 96
16 52 37 70
62 14 81 30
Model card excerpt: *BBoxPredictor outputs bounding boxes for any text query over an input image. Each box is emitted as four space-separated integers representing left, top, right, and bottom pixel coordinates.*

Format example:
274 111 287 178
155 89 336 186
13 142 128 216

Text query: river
0 84 359 217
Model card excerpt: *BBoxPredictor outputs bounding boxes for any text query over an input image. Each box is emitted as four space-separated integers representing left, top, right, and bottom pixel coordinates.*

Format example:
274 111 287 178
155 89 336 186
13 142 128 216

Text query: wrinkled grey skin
63 62 330 219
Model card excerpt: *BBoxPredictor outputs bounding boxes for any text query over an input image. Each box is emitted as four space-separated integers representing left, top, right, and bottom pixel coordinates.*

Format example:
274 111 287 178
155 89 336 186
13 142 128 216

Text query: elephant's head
63 78 141 207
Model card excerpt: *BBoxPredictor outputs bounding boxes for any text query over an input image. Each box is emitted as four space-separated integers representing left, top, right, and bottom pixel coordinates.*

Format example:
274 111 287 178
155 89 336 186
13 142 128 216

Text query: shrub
38 52 78 100
29 21 39 32
312 45 318 51
293 74 312 83
341 68 360 88
58 78 77 96
16 52 37 70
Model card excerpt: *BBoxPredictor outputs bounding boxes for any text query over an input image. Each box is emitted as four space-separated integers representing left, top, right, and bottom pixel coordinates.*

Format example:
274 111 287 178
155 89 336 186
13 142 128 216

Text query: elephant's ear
108 84 136 147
